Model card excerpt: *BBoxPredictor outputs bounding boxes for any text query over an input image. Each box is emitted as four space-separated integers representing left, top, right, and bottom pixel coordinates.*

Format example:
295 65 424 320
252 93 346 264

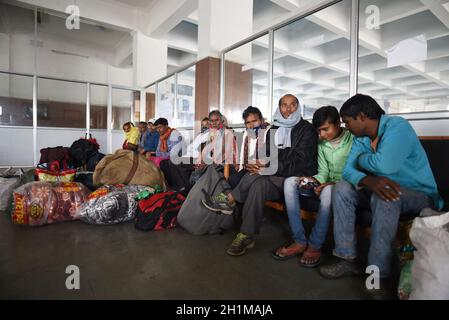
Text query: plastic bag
35 168 77 182
0 177 20 211
409 211 449 300
398 260 413 300
11 182 89 226
76 185 153 225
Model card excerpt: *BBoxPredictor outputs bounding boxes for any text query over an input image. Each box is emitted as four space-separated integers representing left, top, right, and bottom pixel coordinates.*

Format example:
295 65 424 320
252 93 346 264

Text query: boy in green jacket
272 106 353 267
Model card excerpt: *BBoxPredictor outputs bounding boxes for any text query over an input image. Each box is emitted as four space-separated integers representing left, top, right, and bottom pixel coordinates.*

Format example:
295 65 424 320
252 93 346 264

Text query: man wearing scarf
231 106 269 188
153 118 182 158
203 94 318 256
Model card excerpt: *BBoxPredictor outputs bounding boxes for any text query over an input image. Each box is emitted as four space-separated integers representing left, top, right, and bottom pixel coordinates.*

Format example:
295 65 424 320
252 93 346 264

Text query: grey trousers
230 173 283 235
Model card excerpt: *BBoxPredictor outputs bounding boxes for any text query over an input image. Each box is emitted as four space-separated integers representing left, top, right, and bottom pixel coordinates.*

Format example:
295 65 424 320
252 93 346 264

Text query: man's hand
371 136 380 152
245 160 269 175
360 176 402 201
314 182 334 197
245 164 260 175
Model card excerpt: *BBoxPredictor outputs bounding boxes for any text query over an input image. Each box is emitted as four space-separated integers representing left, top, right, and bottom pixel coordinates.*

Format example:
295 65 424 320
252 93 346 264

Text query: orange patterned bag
12 182 89 226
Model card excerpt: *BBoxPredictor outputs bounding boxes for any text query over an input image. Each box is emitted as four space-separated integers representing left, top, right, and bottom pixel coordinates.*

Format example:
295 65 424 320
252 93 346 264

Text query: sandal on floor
299 247 322 268
271 243 307 261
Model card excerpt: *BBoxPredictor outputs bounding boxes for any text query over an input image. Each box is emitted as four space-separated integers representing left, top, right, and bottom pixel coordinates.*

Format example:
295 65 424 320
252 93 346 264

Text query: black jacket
271 118 318 177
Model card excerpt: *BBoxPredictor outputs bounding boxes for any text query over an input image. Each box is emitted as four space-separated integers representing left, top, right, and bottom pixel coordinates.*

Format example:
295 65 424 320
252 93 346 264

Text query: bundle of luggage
11 181 90 226
2 134 238 235
0 168 24 211
1 133 189 231
78 184 151 225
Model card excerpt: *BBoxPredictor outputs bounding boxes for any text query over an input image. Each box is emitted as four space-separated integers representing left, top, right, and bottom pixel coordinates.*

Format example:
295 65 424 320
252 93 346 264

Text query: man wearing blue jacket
319 94 443 294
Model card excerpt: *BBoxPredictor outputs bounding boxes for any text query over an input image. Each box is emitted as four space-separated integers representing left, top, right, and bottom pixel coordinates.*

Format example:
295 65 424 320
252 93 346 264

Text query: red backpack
135 191 185 231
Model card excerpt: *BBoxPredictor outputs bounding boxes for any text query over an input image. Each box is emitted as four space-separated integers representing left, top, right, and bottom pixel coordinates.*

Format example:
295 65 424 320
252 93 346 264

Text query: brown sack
93 149 166 189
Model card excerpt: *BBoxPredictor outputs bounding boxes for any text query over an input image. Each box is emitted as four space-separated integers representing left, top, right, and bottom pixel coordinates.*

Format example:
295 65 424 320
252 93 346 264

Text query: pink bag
147 156 170 168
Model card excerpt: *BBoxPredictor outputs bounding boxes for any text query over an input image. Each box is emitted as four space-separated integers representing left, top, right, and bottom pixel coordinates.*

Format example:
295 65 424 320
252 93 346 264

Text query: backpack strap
124 151 139 184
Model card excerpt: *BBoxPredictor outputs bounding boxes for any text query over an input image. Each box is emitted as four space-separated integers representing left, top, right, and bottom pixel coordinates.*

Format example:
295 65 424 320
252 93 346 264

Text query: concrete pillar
132 31 168 87
197 0 253 60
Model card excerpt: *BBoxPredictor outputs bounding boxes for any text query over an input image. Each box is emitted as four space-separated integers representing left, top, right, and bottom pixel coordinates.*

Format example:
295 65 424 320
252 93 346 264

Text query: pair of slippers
271 244 322 268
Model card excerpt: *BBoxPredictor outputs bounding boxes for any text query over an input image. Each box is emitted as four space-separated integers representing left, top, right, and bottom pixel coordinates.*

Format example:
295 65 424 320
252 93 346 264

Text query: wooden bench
263 136 449 238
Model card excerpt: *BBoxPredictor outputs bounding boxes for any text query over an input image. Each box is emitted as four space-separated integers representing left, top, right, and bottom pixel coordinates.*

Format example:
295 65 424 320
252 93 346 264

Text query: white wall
35 128 86 163
90 130 107 155
409 119 449 136
0 127 33 166
112 131 124 153
0 34 10 72
0 127 108 167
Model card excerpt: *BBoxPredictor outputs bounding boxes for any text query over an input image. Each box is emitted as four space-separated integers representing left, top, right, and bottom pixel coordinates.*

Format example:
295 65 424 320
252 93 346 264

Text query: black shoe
319 258 363 279
201 190 235 215
226 233 255 256
364 277 395 300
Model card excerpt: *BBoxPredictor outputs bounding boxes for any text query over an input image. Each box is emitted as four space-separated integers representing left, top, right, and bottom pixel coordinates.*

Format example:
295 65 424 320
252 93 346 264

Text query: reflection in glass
37 78 86 128
273 0 351 118
224 34 270 124
0 73 33 126
358 0 449 113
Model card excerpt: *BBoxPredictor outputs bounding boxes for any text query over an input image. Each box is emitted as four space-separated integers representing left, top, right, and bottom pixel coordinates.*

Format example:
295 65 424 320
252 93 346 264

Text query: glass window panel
273 0 351 118
133 91 141 124
0 2 35 74
146 85 156 121
112 88 137 130
90 84 108 130
35 11 132 85
224 34 270 125
177 66 195 127
0 73 33 126
156 76 175 126
358 0 449 113
37 78 86 128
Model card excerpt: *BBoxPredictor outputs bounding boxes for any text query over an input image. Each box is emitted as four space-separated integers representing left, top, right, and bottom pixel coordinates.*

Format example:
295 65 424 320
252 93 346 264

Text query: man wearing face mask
203 95 318 256
231 106 270 188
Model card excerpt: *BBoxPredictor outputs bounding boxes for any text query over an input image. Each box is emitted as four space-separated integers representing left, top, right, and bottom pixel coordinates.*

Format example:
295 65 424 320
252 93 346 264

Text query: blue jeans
284 177 333 249
332 180 433 278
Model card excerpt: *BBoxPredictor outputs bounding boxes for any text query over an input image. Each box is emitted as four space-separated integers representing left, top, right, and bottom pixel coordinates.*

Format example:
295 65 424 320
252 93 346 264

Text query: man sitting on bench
319 94 443 295
202 94 318 256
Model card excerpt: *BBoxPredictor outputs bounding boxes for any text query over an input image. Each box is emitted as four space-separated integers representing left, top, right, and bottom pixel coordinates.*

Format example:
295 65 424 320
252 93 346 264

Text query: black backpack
70 137 100 168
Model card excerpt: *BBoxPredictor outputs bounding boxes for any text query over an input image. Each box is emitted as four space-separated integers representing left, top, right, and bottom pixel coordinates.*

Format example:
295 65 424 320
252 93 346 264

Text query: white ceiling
2 0 448 114
112 0 156 9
